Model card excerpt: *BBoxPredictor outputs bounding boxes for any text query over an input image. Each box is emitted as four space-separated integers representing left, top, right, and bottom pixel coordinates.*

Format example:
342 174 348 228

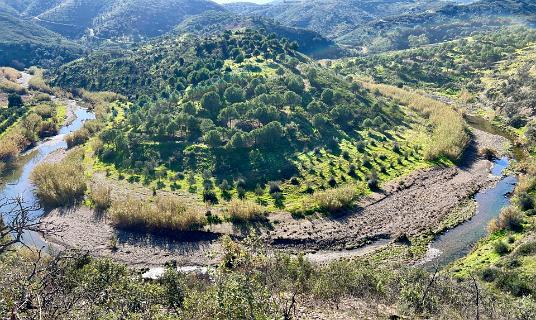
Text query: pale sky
214 0 273 4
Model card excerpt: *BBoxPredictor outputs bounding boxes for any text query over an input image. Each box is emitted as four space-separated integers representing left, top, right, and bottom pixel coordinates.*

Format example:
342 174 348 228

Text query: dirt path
41 127 509 268
16 71 32 89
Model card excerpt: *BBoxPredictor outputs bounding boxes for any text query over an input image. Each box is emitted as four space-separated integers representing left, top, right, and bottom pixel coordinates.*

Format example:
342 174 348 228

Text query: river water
0 105 95 249
422 156 517 268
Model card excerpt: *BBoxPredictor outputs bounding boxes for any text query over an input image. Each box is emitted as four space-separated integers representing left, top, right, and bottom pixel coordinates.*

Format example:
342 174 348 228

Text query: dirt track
42 128 509 267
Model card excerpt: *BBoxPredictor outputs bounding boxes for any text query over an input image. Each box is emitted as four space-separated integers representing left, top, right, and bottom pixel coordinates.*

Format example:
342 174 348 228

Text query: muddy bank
44 206 222 268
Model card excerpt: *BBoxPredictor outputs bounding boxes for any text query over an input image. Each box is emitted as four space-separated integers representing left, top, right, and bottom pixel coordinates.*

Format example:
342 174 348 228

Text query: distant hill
226 0 536 52
0 11 82 68
225 0 449 39
173 10 345 59
0 0 225 40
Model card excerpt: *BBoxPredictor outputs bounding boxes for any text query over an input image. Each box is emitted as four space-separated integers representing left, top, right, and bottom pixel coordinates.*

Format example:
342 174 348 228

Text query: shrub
226 199 267 223
0 135 22 164
515 241 536 256
109 196 207 232
0 80 25 95
493 241 510 255
203 189 218 204
328 176 337 187
7 93 23 107
517 192 534 211
268 181 281 194
91 183 112 211
489 207 524 233
66 128 90 148
312 186 358 215
30 160 87 207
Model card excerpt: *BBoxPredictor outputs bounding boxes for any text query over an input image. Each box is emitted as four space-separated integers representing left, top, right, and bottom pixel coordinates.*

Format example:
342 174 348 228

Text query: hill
0 11 82 68
52 29 466 214
0 0 224 40
226 0 536 52
225 0 447 40
173 10 345 59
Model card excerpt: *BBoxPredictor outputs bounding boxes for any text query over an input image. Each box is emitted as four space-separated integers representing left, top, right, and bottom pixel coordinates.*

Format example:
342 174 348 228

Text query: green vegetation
53 29 438 213
2 234 536 319
0 11 82 68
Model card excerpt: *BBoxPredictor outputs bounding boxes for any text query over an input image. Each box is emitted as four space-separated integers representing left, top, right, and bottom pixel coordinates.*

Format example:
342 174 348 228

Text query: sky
214 0 273 4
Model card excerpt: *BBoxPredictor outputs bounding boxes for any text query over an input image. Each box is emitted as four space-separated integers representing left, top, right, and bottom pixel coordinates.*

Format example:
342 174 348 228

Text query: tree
204 130 222 148
224 86 245 104
228 132 248 149
284 91 302 107
321 89 334 105
218 107 239 127
201 91 222 117
251 121 284 147
287 78 304 94
8 93 23 108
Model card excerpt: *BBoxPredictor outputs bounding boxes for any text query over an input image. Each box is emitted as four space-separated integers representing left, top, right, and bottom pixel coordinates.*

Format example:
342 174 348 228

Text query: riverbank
40 125 509 268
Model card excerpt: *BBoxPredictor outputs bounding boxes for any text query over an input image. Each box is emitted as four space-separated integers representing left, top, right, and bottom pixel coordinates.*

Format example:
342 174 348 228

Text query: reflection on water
0 106 95 249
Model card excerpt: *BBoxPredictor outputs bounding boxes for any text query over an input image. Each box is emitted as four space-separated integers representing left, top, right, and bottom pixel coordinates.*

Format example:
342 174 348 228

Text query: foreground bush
226 199 267 223
109 196 207 232
30 160 87 207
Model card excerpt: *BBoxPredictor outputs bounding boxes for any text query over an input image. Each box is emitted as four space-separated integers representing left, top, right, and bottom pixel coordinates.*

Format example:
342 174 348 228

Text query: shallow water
0 105 95 249
422 156 517 268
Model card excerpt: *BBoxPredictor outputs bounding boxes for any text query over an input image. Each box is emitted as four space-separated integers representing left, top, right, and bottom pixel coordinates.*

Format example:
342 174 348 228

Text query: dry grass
28 68 52 94
90 183 112 211
0 67 21 81
0 79 25 94
225 199 267 223
109 196 207 232
292 186 360 217
313 186 359 214
488 207 524 233
30 160 87 208
364 83 469 161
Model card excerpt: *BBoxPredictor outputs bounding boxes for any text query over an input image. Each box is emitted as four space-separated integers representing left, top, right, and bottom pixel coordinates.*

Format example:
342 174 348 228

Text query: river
420 115 521 268
0 103 95 249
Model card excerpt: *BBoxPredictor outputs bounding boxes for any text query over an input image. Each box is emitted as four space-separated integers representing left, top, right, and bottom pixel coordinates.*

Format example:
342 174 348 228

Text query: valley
0 0 536 319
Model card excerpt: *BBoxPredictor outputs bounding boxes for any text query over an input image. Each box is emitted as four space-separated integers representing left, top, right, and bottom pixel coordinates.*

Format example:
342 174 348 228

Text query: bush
91 183 112 211
109 196 207 232
268 181 281 194
0 135 23 164
517 192 534 211
515 241 536 256
226 199 267 223
66 128 90 148
489 207 524 233
30 160 87 207
493 241 510 255
7 93 23 108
